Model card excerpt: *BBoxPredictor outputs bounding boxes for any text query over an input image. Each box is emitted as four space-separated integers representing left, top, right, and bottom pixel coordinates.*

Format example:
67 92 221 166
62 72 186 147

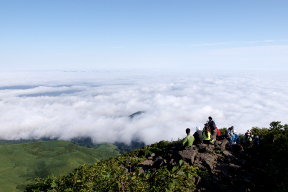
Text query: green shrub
26 141 198 192
250 122 288 191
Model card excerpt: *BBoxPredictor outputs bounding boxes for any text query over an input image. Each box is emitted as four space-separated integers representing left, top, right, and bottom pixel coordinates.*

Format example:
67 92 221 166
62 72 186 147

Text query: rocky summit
25 123 288 192
140 139 264 192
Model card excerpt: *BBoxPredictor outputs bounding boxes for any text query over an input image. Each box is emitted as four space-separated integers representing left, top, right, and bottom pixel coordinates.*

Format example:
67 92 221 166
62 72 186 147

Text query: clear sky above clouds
0 0 288 71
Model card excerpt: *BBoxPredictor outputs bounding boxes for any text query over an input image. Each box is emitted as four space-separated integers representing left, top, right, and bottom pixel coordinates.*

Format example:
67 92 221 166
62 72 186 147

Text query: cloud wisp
190 39 288 47
0 71 287 144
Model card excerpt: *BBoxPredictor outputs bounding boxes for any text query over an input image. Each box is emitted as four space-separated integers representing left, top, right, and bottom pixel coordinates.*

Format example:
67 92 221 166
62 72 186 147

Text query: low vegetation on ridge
25 122 288 192
25 140 200 192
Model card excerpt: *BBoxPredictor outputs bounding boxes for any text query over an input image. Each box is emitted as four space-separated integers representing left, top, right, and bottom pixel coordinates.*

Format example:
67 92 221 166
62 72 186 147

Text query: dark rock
191 145 198 150
138 138 263 192
206 144 215 153
215 140 222 146
198 153 217 172
198 144 208 152
191 151 198 164
231 144 244 152
203 159 215 171
178 148 198 164
222 150 233 157
218 165 231 177
220 139 229 151
153 157 164 167
193 156 205 169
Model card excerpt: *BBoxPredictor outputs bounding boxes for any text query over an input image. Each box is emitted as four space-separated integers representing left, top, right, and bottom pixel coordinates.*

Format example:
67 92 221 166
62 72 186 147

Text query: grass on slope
0 140 119 192
26 140 199 192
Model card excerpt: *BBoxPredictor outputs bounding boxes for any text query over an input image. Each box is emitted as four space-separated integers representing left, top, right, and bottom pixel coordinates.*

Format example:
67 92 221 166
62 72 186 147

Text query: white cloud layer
0 70 287 144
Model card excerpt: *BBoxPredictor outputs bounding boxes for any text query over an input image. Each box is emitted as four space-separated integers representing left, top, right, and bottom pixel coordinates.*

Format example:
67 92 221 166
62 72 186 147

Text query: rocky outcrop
139 139 262 192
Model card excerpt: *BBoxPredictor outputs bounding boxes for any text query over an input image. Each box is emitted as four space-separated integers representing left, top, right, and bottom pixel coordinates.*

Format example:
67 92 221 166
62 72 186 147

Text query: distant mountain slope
0 140 119 192
70 137 145 153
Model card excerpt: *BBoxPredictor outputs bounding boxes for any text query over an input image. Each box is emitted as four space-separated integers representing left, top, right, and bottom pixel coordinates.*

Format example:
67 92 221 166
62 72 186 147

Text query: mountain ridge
25 121 288 192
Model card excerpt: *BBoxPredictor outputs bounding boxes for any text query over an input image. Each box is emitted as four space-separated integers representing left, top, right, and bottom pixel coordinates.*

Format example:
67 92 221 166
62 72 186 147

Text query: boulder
178 148 198 164
198 144 208 152
206 144 216 153
198 153 218 172
220 139 229 151
139 159 153 166
222 150 233 157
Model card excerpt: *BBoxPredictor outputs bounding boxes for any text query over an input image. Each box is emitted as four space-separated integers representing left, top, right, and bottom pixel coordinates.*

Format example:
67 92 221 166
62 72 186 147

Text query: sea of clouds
0 70 287 144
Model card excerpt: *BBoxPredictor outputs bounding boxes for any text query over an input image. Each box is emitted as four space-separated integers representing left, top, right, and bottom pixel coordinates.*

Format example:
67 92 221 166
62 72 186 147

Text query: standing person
208 116 217 142
193 126 203 144
244 130 253 146
182 128 195 147
202 124 211 144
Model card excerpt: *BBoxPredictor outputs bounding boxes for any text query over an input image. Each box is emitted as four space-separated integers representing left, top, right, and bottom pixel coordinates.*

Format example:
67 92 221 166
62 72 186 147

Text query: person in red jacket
216 127 222 140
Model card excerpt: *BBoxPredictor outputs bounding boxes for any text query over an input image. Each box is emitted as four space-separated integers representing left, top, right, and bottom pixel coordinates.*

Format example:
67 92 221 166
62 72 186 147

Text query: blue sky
0 0 288 71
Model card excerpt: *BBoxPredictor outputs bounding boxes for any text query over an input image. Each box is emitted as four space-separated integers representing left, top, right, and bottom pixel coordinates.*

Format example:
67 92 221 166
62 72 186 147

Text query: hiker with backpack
193 126 203 145
208 116 217 142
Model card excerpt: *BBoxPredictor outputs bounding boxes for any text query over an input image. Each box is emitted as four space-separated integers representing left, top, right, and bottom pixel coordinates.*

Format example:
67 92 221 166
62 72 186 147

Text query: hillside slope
0 140 119 192
26 122 288 192
25 140 254 191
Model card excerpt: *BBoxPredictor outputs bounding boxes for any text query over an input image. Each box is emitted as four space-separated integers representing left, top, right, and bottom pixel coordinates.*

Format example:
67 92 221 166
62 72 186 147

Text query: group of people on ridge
182 116 240 147
226 126 240 144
